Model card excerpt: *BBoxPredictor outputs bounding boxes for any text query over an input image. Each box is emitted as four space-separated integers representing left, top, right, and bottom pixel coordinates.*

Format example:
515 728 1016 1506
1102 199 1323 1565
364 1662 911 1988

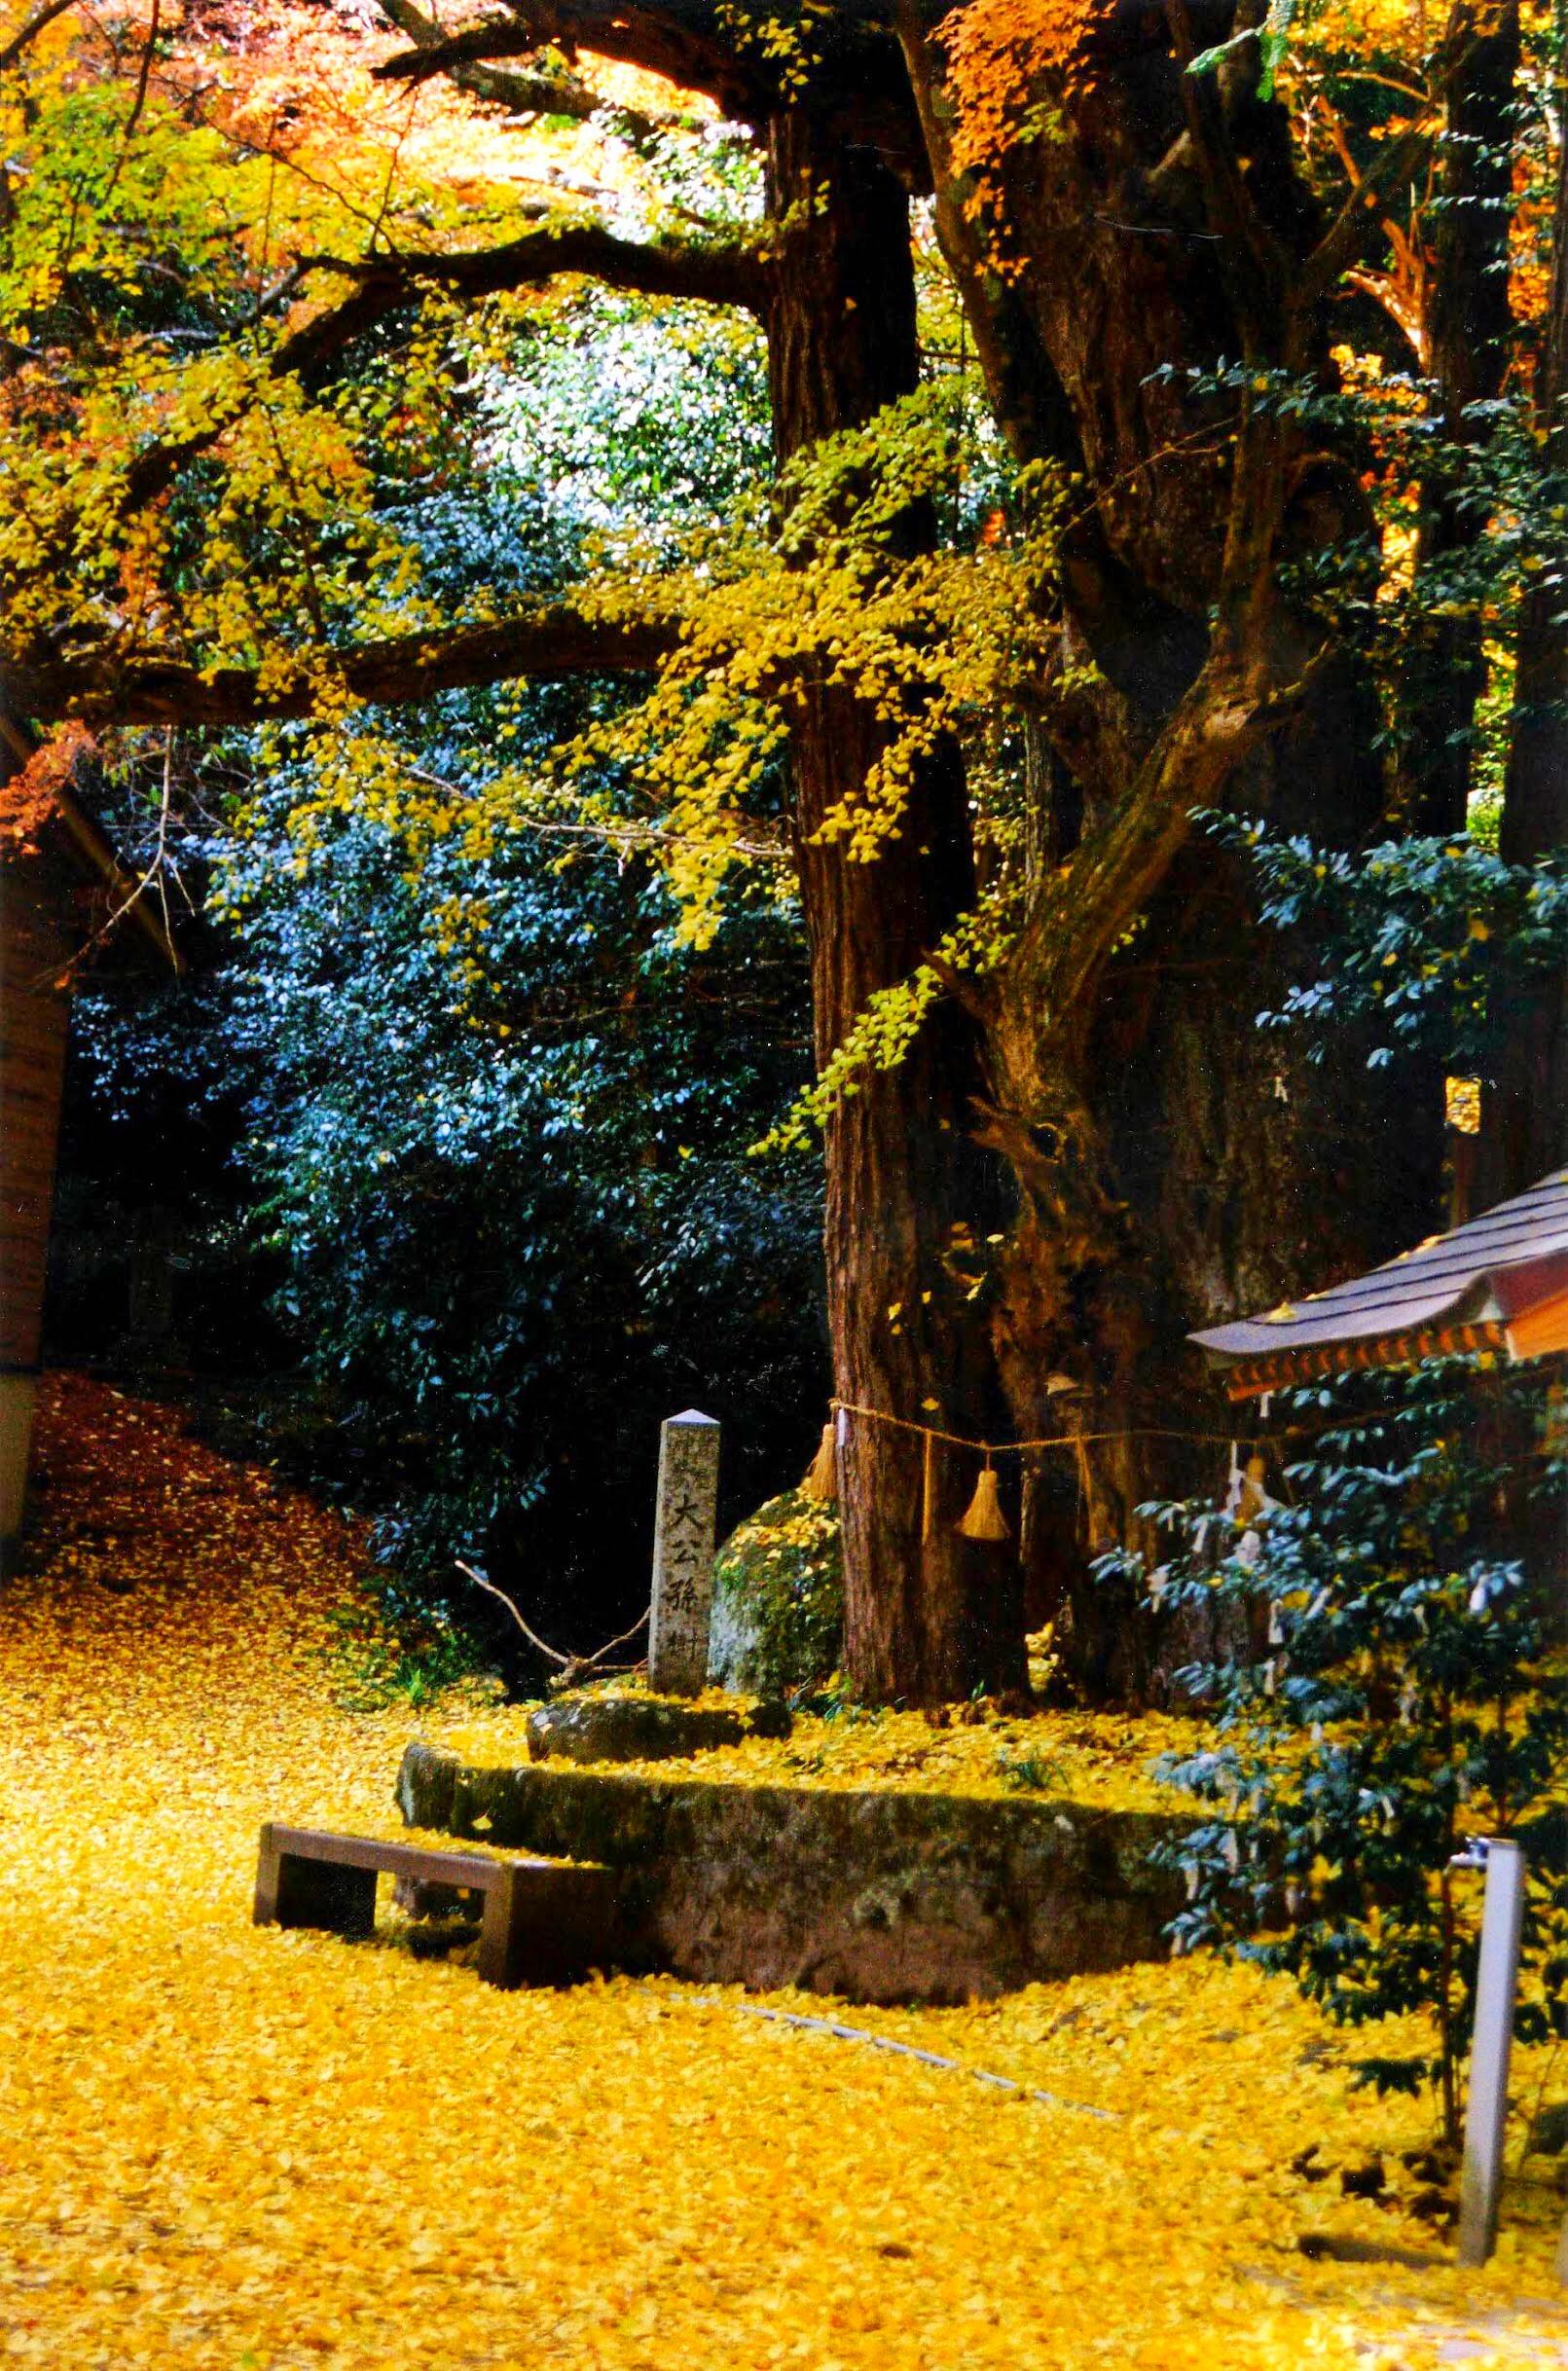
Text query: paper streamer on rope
798 1395 1259 1554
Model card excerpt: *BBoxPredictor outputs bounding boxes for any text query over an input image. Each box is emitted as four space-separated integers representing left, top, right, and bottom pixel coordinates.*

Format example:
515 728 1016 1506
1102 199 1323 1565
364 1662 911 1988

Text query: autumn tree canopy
4 0 1566 1701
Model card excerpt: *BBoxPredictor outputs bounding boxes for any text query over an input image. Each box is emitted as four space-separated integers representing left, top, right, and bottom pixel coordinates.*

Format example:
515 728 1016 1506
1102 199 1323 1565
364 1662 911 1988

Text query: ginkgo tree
5 0 1564 1703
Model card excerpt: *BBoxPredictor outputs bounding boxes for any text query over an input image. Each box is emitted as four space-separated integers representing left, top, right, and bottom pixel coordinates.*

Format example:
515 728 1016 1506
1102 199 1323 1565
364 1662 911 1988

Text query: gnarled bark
1478 93 1568 1202
902 0 1445 1696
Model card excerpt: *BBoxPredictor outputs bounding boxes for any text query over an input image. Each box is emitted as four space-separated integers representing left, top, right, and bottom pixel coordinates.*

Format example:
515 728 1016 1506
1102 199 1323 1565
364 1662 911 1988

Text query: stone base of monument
524 1694 790 1767
396 1740 1186 2005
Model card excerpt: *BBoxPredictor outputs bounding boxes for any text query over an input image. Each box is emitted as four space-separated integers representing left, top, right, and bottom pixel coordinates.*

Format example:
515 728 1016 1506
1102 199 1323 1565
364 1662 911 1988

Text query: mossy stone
708 1488 843 1697
524 1693 788 1766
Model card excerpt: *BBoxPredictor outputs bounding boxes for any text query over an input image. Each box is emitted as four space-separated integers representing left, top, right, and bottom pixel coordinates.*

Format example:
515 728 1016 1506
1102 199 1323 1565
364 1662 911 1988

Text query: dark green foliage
1112 1359 1568 2139
1204 816 1568 1075
215 735 820 1669
65 287 827 1680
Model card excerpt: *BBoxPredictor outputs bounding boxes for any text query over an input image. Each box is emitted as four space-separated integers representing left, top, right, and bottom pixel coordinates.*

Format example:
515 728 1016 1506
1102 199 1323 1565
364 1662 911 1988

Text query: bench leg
475 1868 618 1988
263 1850 379 1940
254 1825 283 1926
476 1866 523 1988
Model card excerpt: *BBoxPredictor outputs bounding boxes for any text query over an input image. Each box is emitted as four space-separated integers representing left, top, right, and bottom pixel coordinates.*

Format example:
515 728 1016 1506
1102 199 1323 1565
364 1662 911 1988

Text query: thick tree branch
299 220 770 329
115 219 765 523
377 0 765 124
1295 10 1471 314
8 603 678 729
1165 0 1289 333
0 0 76 72
372 0 682 139
375 22 581 86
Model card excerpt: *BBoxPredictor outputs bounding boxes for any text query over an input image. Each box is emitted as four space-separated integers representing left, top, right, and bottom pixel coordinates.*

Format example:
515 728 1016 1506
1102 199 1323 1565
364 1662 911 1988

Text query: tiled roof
1191 1170 1568 1365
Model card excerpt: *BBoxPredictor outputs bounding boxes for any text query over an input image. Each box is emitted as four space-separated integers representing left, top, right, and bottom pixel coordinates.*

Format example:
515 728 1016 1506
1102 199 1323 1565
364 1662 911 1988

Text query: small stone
1526 2102 1568 2159
1295 2231 1438 2270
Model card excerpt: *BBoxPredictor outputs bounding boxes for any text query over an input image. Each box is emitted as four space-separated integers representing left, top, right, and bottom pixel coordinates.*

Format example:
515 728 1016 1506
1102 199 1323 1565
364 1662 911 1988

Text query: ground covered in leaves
2 1373 1566 2370
431 1687 1193 1813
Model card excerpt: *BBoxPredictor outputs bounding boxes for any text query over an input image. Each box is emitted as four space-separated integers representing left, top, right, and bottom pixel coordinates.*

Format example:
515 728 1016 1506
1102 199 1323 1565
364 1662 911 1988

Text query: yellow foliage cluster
559 389 1057 974
0 0 715 743
3 1372 1565 2368
934 0 1099 265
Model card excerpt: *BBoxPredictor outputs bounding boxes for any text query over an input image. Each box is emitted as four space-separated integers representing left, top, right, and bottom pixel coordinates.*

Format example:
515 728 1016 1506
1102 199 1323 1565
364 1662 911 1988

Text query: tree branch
1295 9 1470 313
992 638 1330 1130
115 219 765 523
375 22 579 86
376 0 765 124
0 0 77 72
373 1 681 139
299 219 770 330
9 602 678 729
1164 0 1289 338
455 1558 649 1680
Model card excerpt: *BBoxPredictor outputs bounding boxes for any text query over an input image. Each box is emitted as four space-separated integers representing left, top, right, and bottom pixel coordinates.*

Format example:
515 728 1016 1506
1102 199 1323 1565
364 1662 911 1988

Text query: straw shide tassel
957 1452 1009 1543
801 1420 838 1504
921 1428 936 1545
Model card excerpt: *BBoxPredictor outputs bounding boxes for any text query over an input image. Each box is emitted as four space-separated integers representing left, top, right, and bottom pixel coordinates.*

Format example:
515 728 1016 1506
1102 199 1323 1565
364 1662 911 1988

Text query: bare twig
404 764 784 864
98 0 160 215
455 1559 649 1682
54 727 183 989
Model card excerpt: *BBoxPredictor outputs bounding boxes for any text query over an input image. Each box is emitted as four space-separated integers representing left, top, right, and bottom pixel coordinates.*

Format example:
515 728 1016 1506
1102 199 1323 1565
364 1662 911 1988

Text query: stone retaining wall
397 1741 1188 2005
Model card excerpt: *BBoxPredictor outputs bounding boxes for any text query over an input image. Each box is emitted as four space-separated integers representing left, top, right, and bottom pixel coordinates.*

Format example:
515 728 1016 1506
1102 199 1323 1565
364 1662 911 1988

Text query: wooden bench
253 1823 618 1989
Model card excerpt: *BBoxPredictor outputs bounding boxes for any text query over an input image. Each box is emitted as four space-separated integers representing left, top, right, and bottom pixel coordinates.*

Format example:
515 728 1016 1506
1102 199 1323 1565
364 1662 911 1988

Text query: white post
647 1410 720 1697
1456 1838 1526 2268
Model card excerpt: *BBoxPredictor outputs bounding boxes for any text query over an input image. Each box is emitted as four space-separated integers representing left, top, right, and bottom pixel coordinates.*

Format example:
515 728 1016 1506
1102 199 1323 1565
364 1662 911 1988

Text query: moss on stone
396 1740 1188 2004
708 1488 843 1697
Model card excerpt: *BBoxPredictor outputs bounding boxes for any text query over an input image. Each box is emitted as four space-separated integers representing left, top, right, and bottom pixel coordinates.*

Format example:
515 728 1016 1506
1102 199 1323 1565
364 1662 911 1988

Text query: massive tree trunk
1397 0 1520 838
1478 90 1568 1203
26 0 1483 1702
901 0 1444 1696
763 107 1022 1700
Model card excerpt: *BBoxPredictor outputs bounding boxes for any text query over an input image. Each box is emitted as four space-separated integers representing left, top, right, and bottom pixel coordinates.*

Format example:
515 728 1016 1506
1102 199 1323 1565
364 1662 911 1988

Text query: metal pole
1455 1838 1526 2268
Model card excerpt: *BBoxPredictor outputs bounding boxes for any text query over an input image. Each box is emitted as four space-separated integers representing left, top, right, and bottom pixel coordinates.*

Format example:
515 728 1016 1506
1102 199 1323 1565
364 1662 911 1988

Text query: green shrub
1116 1357 1568 2144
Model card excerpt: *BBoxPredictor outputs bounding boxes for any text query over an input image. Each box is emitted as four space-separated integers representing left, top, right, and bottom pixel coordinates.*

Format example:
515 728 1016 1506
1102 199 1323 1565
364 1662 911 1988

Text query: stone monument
647 1409 720 1696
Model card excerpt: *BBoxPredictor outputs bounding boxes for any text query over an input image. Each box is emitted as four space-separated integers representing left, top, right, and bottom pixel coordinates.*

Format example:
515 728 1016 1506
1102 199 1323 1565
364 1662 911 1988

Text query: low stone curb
397 1739 1188 2005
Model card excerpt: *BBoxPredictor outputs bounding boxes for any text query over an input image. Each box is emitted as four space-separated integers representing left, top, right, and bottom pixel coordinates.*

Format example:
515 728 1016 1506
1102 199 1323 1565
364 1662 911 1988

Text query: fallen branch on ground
455 1558 649 1686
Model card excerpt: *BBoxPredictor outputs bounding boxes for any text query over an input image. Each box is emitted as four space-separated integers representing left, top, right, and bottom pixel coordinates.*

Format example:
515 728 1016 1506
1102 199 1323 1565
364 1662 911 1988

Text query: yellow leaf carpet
2 1375 1565 2370
431 1694 1195 1812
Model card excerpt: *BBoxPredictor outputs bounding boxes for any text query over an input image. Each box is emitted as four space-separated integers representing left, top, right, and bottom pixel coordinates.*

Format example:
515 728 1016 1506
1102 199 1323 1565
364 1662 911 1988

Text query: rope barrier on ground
652 1989 1117 2121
